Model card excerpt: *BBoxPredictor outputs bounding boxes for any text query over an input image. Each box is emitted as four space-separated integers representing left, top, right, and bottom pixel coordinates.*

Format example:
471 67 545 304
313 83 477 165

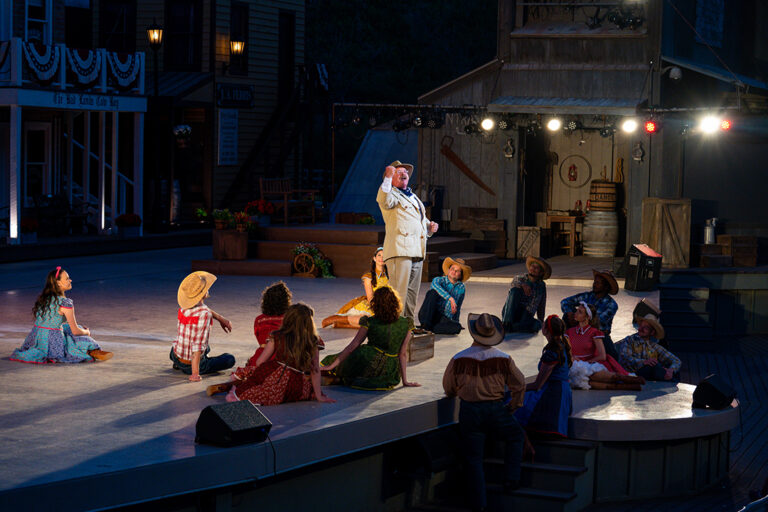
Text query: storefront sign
216 83 254 108
218 109 239 166
53 92 119 109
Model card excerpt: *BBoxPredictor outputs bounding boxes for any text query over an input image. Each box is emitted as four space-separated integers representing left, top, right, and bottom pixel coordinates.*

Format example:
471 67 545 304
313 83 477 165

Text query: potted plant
20 218 38 244
291 242 334 278
245 199 276 226
212 209 232 230
115 213 142 238
233 211 250 232
195 207 208 224
173 124 192 148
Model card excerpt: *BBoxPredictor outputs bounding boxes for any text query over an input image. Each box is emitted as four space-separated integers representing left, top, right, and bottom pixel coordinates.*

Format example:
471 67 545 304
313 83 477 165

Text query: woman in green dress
321 286 420 390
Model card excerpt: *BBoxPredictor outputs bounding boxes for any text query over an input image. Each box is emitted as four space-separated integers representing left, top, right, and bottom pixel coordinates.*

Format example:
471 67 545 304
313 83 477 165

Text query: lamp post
146 20 163 97
224 40 245 75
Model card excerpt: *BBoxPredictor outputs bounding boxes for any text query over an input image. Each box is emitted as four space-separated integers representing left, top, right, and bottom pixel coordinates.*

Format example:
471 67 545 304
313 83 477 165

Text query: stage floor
2 246 727 510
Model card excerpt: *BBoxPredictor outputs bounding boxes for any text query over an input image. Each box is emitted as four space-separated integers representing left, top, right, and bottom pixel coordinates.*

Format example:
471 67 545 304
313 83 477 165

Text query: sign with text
218 109 239 166
53 92 119 110
216 83 255 108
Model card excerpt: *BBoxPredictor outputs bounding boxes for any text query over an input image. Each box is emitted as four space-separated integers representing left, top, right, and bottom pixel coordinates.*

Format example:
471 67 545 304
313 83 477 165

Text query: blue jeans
169 347 235 375
418 289 462 334
501 287 541 333
459 400 525 510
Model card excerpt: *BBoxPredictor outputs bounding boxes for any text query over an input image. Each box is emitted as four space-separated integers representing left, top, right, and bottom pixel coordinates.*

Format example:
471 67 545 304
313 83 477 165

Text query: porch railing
0 38 145 96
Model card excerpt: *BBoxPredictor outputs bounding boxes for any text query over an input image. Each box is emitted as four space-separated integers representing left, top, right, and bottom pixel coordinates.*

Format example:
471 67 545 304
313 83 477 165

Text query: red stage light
644 120 658 133
720 119 732 131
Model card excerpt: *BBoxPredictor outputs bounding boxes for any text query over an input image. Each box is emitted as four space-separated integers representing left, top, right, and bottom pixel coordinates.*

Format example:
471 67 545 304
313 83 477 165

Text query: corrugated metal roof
662 55 768 91
489 96 639 115
330 128 418 225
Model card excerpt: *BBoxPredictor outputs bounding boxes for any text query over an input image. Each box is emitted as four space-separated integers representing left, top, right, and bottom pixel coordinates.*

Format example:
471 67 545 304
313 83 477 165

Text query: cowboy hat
526 255 552 280
388 160 414 176
442 256 472 282
635 313 665 340
592 269 619 295
177 271 217 309
467 313 505 346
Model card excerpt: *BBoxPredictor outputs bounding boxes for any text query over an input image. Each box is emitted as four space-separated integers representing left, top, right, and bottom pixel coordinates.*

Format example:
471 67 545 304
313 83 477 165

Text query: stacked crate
451 207 507 258
718 235 758 267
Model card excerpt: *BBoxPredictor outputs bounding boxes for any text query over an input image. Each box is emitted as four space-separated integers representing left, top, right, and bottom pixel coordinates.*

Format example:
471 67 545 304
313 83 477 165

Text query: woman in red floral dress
207 303 335 405
246 281 292 367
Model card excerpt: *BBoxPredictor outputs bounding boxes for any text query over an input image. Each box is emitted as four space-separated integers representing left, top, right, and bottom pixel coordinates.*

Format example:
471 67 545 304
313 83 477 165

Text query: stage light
599 126 615 138
464 122 479 135
426 112 444 129
368 113 379 127
498 115 515 131
481 117 495 131
566 120 578 131
351 112 361 126
412 115 423 127
621 119 638 133
720 119 732 131
700 115 720 134
546 118 562 131
644 120 659 133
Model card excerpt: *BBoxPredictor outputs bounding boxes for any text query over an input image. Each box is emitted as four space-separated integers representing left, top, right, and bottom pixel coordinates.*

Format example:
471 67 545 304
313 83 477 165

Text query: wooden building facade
417 0 768 261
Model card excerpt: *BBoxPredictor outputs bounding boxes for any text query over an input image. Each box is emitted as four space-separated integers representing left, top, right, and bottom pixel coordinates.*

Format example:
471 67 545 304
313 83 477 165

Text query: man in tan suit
377 160 438 321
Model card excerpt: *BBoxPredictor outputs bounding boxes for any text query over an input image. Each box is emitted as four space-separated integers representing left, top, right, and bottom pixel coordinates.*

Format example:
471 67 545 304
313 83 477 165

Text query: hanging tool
440 135 496 196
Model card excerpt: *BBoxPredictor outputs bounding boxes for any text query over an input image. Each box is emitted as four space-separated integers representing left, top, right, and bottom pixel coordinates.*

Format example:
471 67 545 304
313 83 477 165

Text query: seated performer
208 303 335 404
561 269 620 359
171 271 235 382
322 247 389 329
616 314 681 382
515 315 573 439
246 281 292 367
566 302 644 390
11 266 112 364
501 256 550 333
417 257 471 334
321 286 420 390
443 313 526 511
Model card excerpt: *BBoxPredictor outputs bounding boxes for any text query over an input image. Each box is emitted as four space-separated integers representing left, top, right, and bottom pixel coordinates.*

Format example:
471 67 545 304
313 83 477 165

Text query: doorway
23 122 52 207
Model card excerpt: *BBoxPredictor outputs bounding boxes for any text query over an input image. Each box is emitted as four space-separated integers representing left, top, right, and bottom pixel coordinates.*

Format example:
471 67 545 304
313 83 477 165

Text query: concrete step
191 259 292 276
660 298 708 313
487 484 579 512
484 458 587 493
530 439 597 467
661 311 711 327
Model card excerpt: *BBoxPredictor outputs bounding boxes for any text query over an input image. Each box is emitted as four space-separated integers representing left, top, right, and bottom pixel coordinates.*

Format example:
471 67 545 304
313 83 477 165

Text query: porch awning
145 71 213 100
661 55 768 91
488 96 639 116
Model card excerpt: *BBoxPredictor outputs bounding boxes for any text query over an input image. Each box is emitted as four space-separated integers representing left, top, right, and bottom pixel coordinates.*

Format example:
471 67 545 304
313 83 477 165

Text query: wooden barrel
582 211 619 257
589 180 617 211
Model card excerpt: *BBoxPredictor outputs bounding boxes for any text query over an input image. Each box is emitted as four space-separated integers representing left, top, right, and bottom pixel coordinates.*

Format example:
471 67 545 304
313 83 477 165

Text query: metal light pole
146 20 163 97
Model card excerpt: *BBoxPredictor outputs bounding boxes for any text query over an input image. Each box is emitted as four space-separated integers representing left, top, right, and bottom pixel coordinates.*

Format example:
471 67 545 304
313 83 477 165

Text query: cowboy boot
88 349 113 361
206 382 232 396
322 315 344 328
333 316 356 329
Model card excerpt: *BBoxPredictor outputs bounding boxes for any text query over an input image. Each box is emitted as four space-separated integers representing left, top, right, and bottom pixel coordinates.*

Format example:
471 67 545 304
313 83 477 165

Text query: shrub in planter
115 213 142 227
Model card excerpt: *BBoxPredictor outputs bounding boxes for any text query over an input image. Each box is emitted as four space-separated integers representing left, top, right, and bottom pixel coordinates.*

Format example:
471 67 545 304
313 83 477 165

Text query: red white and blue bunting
66 48 101 84
107 52 141 88
22 41 60 81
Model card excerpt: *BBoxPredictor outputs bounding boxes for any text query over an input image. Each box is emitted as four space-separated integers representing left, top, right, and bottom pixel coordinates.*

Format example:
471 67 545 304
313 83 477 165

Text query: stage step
531 439 597 467
660 298 708 313
487 484 580 512
427 236 475 255
191 259 292 276
256 224 384 245
485 459 588 493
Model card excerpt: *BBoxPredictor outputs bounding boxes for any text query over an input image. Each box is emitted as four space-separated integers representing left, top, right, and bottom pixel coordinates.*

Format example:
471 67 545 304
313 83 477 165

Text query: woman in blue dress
11 266 112 364
515 315 572 440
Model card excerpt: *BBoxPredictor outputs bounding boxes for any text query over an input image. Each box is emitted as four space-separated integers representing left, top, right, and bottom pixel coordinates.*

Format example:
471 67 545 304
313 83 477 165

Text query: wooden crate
717 234 757 246
408 332 434 363
699 254 732 268
516 226 550 259
457 206 497 219
212 229 248 260
641 198 691 268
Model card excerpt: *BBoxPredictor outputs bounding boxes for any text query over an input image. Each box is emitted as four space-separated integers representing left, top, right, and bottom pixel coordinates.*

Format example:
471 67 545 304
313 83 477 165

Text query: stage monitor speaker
624 244 662 291
196 401 272 447
692 374 737 410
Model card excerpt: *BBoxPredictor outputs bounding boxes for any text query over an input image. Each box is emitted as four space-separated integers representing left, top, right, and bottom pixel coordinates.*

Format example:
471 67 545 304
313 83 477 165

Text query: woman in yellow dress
322 247 389 328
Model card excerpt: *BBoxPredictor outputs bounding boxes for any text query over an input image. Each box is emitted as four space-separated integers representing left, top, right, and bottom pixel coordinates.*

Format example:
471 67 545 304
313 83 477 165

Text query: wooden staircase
658 283 714 348
450 207 508 258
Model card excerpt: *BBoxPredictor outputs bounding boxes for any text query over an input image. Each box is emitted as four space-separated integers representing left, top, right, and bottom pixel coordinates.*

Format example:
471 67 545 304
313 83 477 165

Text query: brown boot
322 315 343 328
206 382 232 396
589 380 642 391
88 349 113 361
333 316 356 329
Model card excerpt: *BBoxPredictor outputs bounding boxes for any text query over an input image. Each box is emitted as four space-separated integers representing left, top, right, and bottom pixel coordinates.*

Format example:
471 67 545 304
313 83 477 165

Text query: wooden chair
259 178 318 224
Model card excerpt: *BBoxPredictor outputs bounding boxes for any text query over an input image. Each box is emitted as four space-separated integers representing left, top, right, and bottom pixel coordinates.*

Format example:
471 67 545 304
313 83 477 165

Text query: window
165 0 202 71
26 0 52 44
278 10 295 106
66 1 93 49
100 0 136 53
229 2 249 75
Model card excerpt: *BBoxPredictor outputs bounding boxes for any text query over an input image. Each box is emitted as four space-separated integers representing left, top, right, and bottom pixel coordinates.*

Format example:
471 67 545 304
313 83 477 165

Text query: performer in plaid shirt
171 271 235 382
501 256 550 333
616 314 681 381
417 257 470 334
561 270 620 360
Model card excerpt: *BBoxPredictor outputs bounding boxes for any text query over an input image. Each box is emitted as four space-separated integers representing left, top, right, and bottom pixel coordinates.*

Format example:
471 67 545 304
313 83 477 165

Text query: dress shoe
88 349 113 361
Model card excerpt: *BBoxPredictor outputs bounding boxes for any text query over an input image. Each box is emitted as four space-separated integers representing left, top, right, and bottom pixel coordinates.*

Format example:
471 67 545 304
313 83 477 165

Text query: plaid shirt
616 333 681 373
511 273 547 320
431 276 465 321
173 304 213 360
561 291 618 333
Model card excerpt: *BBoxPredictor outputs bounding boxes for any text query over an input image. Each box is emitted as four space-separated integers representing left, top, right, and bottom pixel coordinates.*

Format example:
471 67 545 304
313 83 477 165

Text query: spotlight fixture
546 118 562 131
720 119 732 131
599 126 615 138
644 119 659 134
621 119 638 133
368 112 379 127
699 115 724 134
480 117 495 131
426 112 444 129
351 112 361 126
412 114 423 128
497 115 515 131
566 120 578 131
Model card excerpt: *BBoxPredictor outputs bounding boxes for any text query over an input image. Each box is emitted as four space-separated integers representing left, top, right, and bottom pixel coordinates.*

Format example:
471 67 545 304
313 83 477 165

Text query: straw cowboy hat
442 256 472 282
388 160 414 176
592 269 619 295
526 255 552 280
635 313 665 340
468 313 505 346
177 271 217 309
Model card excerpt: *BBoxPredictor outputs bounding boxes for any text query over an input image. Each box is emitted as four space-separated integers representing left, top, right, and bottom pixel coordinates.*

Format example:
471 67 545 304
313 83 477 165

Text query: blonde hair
277 303 318 372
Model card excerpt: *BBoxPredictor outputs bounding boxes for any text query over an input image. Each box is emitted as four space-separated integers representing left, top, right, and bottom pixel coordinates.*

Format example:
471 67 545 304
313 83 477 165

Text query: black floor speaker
692 374 737 410
196 401 272 446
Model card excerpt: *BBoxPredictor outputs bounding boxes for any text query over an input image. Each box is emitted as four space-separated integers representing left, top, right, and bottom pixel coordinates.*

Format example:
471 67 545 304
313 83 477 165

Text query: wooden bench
259 178 318 225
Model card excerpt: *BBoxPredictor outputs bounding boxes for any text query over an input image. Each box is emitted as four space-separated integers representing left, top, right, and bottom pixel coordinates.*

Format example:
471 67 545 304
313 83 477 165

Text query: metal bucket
583 210 619 257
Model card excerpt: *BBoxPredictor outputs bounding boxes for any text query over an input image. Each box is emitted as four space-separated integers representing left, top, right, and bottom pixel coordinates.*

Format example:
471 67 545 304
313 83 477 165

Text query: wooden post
66 113 73 205
134 112 144 236
111 111 119 229
8 105 21 243
82 112 90 206
98 111 106 232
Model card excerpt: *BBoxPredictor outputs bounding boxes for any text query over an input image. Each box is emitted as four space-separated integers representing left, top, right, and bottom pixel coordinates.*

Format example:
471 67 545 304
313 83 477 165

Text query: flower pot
214 219 227 230
119 226 141 238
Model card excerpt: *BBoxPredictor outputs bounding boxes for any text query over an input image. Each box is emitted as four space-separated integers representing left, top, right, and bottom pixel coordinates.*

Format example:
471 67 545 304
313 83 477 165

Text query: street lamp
146 19 163 97
223 39 245 74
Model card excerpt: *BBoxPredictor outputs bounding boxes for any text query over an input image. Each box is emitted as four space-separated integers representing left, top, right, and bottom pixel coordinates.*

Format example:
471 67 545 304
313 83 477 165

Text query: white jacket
377 185 432 260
